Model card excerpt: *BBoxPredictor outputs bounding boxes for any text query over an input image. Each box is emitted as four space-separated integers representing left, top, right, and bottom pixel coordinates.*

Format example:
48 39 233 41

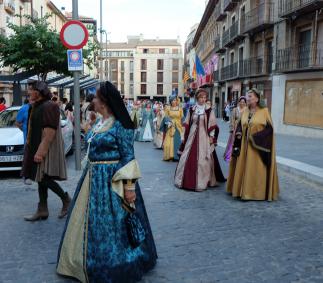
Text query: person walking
160 95 184 161
153 102 164 149
223 96 247 162
22 81 70 221
57 81 157 283
135 102 154 142
174 89 225 192
16 96 32 185
226 88 279 201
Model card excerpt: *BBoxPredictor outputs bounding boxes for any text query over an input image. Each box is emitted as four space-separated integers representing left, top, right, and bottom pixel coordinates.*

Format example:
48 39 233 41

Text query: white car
0 106 74 172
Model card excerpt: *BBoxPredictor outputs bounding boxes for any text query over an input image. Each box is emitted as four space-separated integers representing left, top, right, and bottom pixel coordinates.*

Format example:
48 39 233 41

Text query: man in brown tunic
22 81 71 221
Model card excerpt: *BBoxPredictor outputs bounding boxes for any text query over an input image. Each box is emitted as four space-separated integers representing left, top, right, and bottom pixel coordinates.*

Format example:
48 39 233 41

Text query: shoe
24 203 49 221
24 178 32 185
58 192 71 219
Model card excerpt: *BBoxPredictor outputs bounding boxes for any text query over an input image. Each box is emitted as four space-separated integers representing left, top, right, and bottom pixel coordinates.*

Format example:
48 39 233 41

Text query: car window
0 110 18 128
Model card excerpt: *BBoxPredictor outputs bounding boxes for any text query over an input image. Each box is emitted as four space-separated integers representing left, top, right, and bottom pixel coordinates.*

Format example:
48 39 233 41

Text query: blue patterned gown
57 119 157 283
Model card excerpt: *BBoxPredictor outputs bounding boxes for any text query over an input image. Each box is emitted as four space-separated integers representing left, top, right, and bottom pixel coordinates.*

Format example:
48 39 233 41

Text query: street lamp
99 0 103 81
99 29 109 80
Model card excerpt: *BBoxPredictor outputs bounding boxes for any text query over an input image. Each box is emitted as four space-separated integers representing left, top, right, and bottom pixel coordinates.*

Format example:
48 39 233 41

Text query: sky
52 0 207 47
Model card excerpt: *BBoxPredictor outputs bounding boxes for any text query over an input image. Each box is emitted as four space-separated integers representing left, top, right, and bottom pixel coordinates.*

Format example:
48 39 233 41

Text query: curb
217 142 323 186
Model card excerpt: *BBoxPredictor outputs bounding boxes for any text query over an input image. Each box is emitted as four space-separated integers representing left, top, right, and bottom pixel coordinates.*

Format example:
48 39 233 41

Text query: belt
89 160 119 165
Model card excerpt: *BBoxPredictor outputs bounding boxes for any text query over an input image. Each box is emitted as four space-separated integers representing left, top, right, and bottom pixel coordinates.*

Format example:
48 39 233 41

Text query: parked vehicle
0 106 73 172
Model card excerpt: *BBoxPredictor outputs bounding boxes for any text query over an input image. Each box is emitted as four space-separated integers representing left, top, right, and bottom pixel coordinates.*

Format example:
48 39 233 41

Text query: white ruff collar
195 104 206 115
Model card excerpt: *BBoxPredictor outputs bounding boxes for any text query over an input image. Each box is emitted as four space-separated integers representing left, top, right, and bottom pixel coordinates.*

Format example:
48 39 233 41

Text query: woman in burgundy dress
175 89 225 192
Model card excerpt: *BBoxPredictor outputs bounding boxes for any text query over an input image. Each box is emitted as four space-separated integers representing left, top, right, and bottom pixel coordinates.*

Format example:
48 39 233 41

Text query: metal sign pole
72 0 81 170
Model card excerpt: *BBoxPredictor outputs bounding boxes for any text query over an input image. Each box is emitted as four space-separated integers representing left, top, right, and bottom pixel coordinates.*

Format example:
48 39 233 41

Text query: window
111 71 118 82
141 59 147 70
141 72 147 82
157 59 164 70
172 59 179 70
143 48 149 54
130 84 134 95
157 84 163 95
110 60 117 70
172 84 178 95
121 72 125 82
157 72 163 83
121 61 125 71
230 52 234 64
121 84 124 94
159 48 165 54
130 60 134 72
130 73 134 82
172 48 179 54
141 84 147 95
172 72 179 83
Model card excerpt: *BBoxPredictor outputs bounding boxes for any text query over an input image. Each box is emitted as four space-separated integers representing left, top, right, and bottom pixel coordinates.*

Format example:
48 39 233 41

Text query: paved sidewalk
217 120 323 185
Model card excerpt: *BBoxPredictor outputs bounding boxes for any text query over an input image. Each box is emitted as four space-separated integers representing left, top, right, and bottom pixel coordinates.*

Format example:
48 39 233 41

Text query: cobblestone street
1 142 323 283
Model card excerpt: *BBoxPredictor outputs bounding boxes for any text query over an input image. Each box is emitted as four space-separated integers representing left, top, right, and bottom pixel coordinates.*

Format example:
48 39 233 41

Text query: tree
0 15 98 81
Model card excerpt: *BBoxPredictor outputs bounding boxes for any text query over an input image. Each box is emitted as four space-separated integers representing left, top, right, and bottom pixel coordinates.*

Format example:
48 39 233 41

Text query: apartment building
191 0 323 137
272 0 323 138
102 35 183 102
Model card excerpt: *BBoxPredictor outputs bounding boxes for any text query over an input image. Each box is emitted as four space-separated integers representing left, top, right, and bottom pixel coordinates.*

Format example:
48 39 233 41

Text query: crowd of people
6 79 279 283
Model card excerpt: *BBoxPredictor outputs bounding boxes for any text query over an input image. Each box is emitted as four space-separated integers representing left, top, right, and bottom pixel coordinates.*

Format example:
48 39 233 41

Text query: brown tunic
21 100 67 182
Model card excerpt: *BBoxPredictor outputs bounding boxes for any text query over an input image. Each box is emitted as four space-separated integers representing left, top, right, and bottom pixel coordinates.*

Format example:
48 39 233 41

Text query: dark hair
65 102 73 112
28 81 51 100
23 98 29 104
62 98 68 104
0 97 5 104
51 96 58 102
238 96 247 104
98 81 135 129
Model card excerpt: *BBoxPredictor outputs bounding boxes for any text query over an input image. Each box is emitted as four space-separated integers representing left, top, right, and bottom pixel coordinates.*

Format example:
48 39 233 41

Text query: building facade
190 0 323 137
102 35 183 102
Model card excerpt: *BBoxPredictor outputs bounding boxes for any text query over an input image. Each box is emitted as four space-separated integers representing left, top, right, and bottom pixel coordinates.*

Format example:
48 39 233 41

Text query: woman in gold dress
227 88 279 201
160 95 184 161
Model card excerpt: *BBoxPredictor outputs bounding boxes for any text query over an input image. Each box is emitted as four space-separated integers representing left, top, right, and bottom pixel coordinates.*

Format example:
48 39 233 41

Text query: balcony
214 36 226 53
241 2 275 34
221 62 238 81
222 29 230 47
238 57 268 77
278 0 323 18
223 0 240 12
4 0 15 14
222 21 244 47
213 70 220 82
276 43 323 72
215 1 227 22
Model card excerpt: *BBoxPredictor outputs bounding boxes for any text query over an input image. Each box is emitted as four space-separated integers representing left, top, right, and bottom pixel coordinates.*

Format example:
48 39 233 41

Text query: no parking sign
67 49 83 71
60 21 89 72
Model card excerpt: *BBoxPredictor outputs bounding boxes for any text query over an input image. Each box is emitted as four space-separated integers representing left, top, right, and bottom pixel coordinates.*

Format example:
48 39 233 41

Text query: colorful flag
192 61 197 80
195 54 205 76
183 71 190 82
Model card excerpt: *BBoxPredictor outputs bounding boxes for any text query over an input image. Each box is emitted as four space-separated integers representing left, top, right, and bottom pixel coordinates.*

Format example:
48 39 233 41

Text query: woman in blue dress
57 81 157 283
135 102 155 142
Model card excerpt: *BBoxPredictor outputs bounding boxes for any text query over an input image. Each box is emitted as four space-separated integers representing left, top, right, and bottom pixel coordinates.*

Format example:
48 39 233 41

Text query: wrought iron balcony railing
241 2 275 34
214 36 226 53
221 62 238 81
276 43 323 72
238 57 266 77
278 0 323 18
215 1 227 22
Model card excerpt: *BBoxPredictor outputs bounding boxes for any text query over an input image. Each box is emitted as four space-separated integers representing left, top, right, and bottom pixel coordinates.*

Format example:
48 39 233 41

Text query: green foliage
0 14 99 81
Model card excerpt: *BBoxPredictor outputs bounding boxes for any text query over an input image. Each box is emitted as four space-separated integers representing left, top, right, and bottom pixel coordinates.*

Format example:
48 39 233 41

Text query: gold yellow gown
162 106 184 161
227 107 279 201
